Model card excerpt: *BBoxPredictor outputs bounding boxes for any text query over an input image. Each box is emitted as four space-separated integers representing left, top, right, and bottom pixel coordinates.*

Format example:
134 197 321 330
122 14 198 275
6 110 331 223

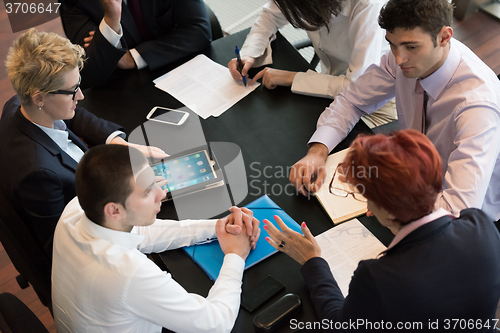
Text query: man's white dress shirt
240 0 390 99
309 39 500 220
52 197 245 333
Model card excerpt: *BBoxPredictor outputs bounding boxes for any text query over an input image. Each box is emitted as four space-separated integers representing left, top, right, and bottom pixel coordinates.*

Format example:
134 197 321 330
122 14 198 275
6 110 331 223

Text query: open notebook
183 195 302 281
316 218 387 296
315 149 368 224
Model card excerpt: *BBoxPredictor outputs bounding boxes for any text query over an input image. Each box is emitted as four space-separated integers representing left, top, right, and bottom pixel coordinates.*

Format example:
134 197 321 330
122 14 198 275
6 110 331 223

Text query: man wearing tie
59 0 212 88
290 0 500 222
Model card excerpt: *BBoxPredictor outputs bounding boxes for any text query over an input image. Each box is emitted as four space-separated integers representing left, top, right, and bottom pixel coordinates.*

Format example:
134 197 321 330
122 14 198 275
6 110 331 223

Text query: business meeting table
80 29 395 333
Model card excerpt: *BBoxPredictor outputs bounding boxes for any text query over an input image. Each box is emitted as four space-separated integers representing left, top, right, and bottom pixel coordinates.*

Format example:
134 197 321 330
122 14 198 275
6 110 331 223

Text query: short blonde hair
5 28 85 105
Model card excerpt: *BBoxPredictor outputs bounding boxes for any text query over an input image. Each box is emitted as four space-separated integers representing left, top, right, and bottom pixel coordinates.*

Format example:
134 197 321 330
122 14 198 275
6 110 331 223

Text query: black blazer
0 96 123 258
59 0 212 88
301 209 500 332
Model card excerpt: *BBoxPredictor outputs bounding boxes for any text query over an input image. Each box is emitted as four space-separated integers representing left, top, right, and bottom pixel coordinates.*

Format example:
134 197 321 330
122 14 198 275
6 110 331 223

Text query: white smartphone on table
146 106 189 125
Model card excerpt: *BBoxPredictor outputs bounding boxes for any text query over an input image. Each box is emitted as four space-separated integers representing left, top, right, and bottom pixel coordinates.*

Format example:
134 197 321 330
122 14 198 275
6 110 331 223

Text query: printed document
316 219 386 296
153 54 260 119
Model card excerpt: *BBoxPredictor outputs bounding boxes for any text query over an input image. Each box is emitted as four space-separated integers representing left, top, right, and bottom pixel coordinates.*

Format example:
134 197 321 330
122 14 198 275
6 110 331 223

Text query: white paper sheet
153 54 260 119
315 219 387 297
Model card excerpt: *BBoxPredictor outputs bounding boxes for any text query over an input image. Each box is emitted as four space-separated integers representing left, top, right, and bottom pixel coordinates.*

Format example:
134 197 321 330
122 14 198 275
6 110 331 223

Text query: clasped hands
228 56 297 89
217 207 261 260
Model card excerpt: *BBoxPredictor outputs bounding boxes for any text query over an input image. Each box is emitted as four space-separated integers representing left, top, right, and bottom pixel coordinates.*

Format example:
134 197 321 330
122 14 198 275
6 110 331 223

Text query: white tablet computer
151 148 224 201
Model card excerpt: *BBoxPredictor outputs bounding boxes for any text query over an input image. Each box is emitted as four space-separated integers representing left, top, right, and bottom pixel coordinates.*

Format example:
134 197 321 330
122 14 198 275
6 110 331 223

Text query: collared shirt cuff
99 18 123 48
292 70 349 99
129 48 148 69
308 126 343 152
221 253 245 276
106 131 126 144
241 43 273 68
291 71 330 98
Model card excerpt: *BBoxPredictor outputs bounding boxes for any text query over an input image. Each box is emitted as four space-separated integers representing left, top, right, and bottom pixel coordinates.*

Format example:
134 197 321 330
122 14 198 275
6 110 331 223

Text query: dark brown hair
76 145 146 225
273 0 343 31
379 0 453 46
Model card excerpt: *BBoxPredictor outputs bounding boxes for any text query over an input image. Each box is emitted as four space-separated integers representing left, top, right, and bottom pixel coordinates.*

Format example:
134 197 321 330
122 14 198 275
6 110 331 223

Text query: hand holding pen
228 46 255 86
234 45 247 87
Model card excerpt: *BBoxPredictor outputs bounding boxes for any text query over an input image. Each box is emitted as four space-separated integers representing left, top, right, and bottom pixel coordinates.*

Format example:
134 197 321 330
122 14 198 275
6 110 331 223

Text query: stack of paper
153 54 260 119
315 148 368 224
315 219 387 296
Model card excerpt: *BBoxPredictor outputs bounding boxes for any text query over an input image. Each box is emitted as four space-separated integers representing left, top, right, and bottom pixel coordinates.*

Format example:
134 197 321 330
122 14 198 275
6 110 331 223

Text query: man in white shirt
289 0 500 220
228 0 396 128
52 144 260 332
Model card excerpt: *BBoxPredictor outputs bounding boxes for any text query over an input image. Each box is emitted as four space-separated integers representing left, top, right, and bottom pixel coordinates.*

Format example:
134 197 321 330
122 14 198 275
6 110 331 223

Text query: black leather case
253 293 302 332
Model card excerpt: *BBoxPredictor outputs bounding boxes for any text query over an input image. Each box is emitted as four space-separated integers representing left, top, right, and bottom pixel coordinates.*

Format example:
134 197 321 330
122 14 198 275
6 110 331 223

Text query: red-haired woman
265 129 500 328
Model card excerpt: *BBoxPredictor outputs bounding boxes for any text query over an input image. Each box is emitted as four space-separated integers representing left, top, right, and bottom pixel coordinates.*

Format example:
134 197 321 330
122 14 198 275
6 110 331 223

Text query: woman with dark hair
265 129 500 328
228 0 396 128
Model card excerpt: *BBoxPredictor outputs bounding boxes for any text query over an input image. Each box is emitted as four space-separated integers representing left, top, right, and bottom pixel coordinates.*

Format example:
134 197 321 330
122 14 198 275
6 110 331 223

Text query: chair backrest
292 39 320 70
0 190 52 308
0 293 49 333
204 2 224 41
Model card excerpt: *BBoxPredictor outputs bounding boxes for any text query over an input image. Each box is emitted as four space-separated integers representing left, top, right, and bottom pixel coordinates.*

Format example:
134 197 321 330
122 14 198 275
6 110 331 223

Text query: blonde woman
0 29 165 257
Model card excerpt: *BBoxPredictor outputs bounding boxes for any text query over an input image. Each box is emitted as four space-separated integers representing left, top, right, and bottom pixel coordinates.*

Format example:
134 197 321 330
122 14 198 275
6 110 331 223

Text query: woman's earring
38 105 43 110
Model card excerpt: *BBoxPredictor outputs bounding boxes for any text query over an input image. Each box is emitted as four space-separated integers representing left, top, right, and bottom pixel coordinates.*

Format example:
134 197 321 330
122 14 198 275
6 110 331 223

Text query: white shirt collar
32 119 85 162
34 119 70 151
385 208 451 251
420 39 460 100
79 213 145 250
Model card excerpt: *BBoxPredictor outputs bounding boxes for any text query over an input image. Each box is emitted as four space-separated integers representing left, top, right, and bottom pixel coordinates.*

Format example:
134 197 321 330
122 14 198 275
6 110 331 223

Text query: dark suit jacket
59 0 211 88
0 96 123 258
302 209 500 332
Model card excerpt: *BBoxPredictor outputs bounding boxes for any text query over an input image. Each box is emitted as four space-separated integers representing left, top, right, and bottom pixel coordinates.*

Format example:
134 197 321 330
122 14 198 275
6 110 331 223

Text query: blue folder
183 195 302 281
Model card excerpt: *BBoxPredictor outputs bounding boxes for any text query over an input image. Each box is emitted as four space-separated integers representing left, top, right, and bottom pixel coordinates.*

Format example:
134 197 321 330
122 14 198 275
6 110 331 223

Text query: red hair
340 129 443 224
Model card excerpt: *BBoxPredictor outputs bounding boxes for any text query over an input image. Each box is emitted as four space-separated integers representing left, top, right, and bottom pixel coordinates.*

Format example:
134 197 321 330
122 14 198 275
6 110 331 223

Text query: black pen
234 45 247 87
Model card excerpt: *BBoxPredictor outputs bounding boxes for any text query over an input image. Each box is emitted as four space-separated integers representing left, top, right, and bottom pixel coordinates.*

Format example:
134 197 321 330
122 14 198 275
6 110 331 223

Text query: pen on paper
234 45 247 87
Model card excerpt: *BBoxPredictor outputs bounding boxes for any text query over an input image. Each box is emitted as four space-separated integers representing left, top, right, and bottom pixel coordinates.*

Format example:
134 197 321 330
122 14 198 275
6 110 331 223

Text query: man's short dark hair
273 0 342 31
75 145 147 225
378 0 453 45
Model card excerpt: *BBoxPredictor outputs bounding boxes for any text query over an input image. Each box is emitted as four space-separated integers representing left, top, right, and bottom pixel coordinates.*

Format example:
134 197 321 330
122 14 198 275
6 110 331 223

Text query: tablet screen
152 150 216 192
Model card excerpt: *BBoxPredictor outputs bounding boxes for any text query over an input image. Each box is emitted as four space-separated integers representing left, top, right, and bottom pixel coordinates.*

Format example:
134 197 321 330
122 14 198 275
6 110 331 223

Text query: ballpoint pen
235 45 247 87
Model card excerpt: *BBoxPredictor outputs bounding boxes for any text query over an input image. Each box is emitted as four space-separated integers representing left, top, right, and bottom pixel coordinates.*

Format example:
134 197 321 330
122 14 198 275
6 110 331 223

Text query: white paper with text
153 54 260 119
316 219 387 296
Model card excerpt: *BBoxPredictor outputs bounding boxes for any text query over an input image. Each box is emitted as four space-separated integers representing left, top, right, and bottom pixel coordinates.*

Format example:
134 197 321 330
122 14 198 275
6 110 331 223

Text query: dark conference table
80 29 394 332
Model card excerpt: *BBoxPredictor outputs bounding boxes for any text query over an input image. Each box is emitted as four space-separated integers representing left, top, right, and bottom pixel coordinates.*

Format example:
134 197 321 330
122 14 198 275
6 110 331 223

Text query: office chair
293 39 320 70
0 293 49 333
204 2 224 41
0 191 52 311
